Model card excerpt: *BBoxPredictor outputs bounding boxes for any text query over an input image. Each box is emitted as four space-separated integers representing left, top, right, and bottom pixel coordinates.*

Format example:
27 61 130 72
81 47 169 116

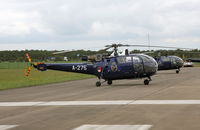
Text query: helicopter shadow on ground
157 71 179 75
110 83 147 87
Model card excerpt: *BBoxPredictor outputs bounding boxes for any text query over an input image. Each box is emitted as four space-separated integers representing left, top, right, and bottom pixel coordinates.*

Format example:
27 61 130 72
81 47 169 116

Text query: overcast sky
0 0 200 50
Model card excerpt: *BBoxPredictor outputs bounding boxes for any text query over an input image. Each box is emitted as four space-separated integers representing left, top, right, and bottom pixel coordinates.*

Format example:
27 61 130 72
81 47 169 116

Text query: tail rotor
25 53 47 77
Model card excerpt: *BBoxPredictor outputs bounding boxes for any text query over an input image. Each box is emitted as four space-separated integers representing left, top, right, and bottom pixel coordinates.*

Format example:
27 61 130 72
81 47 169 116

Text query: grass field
194 62 200 67
0 62 94 90
0 68 94 90
0 62 28 69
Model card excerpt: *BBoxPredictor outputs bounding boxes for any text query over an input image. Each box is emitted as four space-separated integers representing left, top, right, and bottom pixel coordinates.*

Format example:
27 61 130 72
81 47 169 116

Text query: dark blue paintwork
45 63 94 74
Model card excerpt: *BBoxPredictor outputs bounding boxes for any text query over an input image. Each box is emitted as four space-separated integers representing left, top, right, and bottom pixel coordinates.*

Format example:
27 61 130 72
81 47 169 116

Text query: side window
117 56 132 63
126 56 132 63
171 57 176 64
132 56 141 63
117 57 126 63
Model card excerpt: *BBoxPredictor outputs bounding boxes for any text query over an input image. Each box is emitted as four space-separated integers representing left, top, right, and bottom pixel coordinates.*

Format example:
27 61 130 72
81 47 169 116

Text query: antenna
148 33 150 50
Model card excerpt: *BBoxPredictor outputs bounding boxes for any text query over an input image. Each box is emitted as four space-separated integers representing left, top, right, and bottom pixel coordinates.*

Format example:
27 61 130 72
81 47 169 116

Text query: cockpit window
117 56 132 63
142 56 151 63
141 55 156 63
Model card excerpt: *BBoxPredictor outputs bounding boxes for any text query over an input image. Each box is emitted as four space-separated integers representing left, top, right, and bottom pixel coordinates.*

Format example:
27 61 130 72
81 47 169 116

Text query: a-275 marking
72 65 87 71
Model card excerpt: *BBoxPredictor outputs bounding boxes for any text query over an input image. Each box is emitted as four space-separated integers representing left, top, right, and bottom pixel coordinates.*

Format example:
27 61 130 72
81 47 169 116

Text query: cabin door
132 56 143 77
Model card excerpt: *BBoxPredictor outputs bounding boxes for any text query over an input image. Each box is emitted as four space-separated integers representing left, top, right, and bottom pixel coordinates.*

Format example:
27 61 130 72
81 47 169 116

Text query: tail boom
34 63 94 75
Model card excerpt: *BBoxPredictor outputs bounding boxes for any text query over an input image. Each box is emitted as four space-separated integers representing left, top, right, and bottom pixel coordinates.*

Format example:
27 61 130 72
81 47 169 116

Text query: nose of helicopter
177 57 184 67
173 56 184 68
141 54 158 75
152 59 158 74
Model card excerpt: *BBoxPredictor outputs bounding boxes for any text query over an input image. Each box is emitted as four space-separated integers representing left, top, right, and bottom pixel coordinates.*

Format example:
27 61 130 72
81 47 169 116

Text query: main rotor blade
123 44 193 50
104 46 113 51
51 50 71 55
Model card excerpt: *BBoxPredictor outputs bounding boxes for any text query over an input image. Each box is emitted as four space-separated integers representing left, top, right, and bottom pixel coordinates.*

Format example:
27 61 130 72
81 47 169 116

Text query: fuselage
97 54 158 80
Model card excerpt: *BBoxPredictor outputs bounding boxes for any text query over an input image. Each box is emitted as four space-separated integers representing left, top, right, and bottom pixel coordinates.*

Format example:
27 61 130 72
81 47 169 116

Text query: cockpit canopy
116 54 158 74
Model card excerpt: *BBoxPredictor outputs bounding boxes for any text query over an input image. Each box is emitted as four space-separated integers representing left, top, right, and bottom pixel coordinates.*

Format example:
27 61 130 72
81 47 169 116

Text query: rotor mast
113 44 118 56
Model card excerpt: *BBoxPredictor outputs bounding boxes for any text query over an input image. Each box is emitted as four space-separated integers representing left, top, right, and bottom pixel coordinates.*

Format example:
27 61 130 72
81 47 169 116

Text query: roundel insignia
97 66 101 72
111 62 118 72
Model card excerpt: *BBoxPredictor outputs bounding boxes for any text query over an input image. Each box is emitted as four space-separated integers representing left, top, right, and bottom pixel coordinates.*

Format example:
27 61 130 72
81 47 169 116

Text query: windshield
141 55 157 64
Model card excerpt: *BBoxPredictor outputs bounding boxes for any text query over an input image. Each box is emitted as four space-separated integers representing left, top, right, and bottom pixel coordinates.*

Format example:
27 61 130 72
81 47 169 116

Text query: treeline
0 50 103 62
0 49 200 62
0 50 51 62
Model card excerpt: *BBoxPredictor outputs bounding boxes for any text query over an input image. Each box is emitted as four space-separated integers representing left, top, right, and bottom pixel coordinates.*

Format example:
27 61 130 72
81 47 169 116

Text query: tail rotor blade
26 53 31 63
26 66 31 77
25 53 32 77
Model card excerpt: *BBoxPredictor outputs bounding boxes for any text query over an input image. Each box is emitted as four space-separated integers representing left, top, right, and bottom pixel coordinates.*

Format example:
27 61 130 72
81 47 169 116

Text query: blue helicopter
155 55 184 73
26 44 158 87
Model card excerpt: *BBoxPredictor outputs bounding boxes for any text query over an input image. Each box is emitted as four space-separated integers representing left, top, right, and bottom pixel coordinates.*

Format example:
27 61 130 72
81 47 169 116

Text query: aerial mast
148 33 150 51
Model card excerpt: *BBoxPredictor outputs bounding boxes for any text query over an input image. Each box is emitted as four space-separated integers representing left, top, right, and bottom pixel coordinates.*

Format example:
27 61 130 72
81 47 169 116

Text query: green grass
0 62 28 69
194 62 200 67
0 68 94 90
0 62 94 90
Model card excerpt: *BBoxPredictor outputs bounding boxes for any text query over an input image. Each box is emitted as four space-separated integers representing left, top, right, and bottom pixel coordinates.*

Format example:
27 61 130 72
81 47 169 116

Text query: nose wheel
176 68 180 74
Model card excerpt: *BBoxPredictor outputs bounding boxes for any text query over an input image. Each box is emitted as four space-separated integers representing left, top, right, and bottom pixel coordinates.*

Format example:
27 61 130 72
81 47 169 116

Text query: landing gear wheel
96 81 101 87
176 70 179 74
107 80 112 85
144 79 149 85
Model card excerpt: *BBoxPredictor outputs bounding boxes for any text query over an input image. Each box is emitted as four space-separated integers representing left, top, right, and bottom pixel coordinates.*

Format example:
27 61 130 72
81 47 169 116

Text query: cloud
0 0 200 50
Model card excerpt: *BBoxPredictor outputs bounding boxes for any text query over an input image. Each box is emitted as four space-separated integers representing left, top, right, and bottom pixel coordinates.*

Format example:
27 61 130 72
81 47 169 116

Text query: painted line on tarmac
0 125 18 130
1 100 200 106
0 102 45 106
132 100 200 104
73 125 152 130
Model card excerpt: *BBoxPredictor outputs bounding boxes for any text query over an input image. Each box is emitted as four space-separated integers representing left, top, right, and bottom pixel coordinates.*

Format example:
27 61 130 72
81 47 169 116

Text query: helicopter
26 44 158 87
155 55 184 73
